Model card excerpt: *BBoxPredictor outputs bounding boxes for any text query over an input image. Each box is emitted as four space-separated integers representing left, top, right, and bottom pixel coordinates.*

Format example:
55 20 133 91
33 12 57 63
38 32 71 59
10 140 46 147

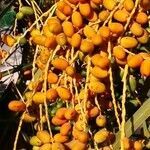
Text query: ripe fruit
140 59 150 77
89 81 106 93
94 129 109 143
80 39 94 53
51 142 65 150
48 22 62 34
33 92 45 104
54 133 68 143
113 10 129 22
96 115 107 127
56 107 67 119
8 100 26 112
91 54 110 69
32 35 46 46
103 0 117 10
91 34 103 46
30 136 42 146
77 131 89 143
62 21 74 37
52 116 67 126
46 88 58 102
56 87 72 101
62 4 72 16
52 58 69 70
64 108 77 120
83 25 96 39
72 11 83 28
123 0 134 11
71 33 81 48
56 33 67 46
134 141 143 150
2 35 16 47
47 72 58 84
123 137 130 150
60 122 72 136
98 26 110 39
79 3 91 17
65 66 76 77
136 12 148 24
88 106 100 118
39 143 52 150
91 66 108 78
99 10 110 22
56 9 67 21
120 37 138 48
108 22 124 35
113 46 126 60
44 36 57 48
127 54 143 68
137 30 149 44
130 22 143 36
23 113 36 123
36 130 51 144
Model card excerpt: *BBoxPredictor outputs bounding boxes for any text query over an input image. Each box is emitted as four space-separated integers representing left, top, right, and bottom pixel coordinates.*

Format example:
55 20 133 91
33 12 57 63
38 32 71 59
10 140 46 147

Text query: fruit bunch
3 0 150 149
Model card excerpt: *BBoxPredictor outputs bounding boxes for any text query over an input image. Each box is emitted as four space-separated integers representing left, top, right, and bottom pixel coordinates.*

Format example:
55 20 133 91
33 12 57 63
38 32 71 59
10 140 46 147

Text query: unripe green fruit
16 12 24 20
20 6 34 15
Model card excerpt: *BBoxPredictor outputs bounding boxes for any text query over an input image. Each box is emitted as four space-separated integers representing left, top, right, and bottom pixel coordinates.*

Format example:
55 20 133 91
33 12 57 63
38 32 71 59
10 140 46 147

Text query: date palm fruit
120 37 138 48
77 131 89 143
123 0 134 12
103 0 117 10
56 9 67 21
48 22 62 35
56 33 67 46
136 12 148 24
72 11 83 28
91 66 108 79
51 142 65 150
83 25 96 39
71 33 81 48
16 11 24 20
91 34 103 46
46 88 58 102
113 46 126 60
127 54 143 68
64 108 77 120
52 58 69 70
52 116 67 126
88 106 100 118
89 81 106 93
113 10 129 22
8 100 26 112
56 107 67 119
30 28 41 37
39 143 52 150
123 137 130 150
140 59 150 77
2 34 16 47
33 92 45 104
96 115 107 127
99 10 110 22
32 35 46 46
20 6 34 15
44 36 57 48
91 54 109 69
65 66 76 77
36 130 51 144
54 133 68 143
137 29 149 44
94 129 109 143
98 26 110 40
134 141 143 150
108 22 124 35
80 39 94 53
130 22 143 37
23 113 36 123
33 146 40 150
62 21 74 37
60 122 72 136
47 72 58 84
56 87 72 101
79 3 91 17
30 136 42 146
